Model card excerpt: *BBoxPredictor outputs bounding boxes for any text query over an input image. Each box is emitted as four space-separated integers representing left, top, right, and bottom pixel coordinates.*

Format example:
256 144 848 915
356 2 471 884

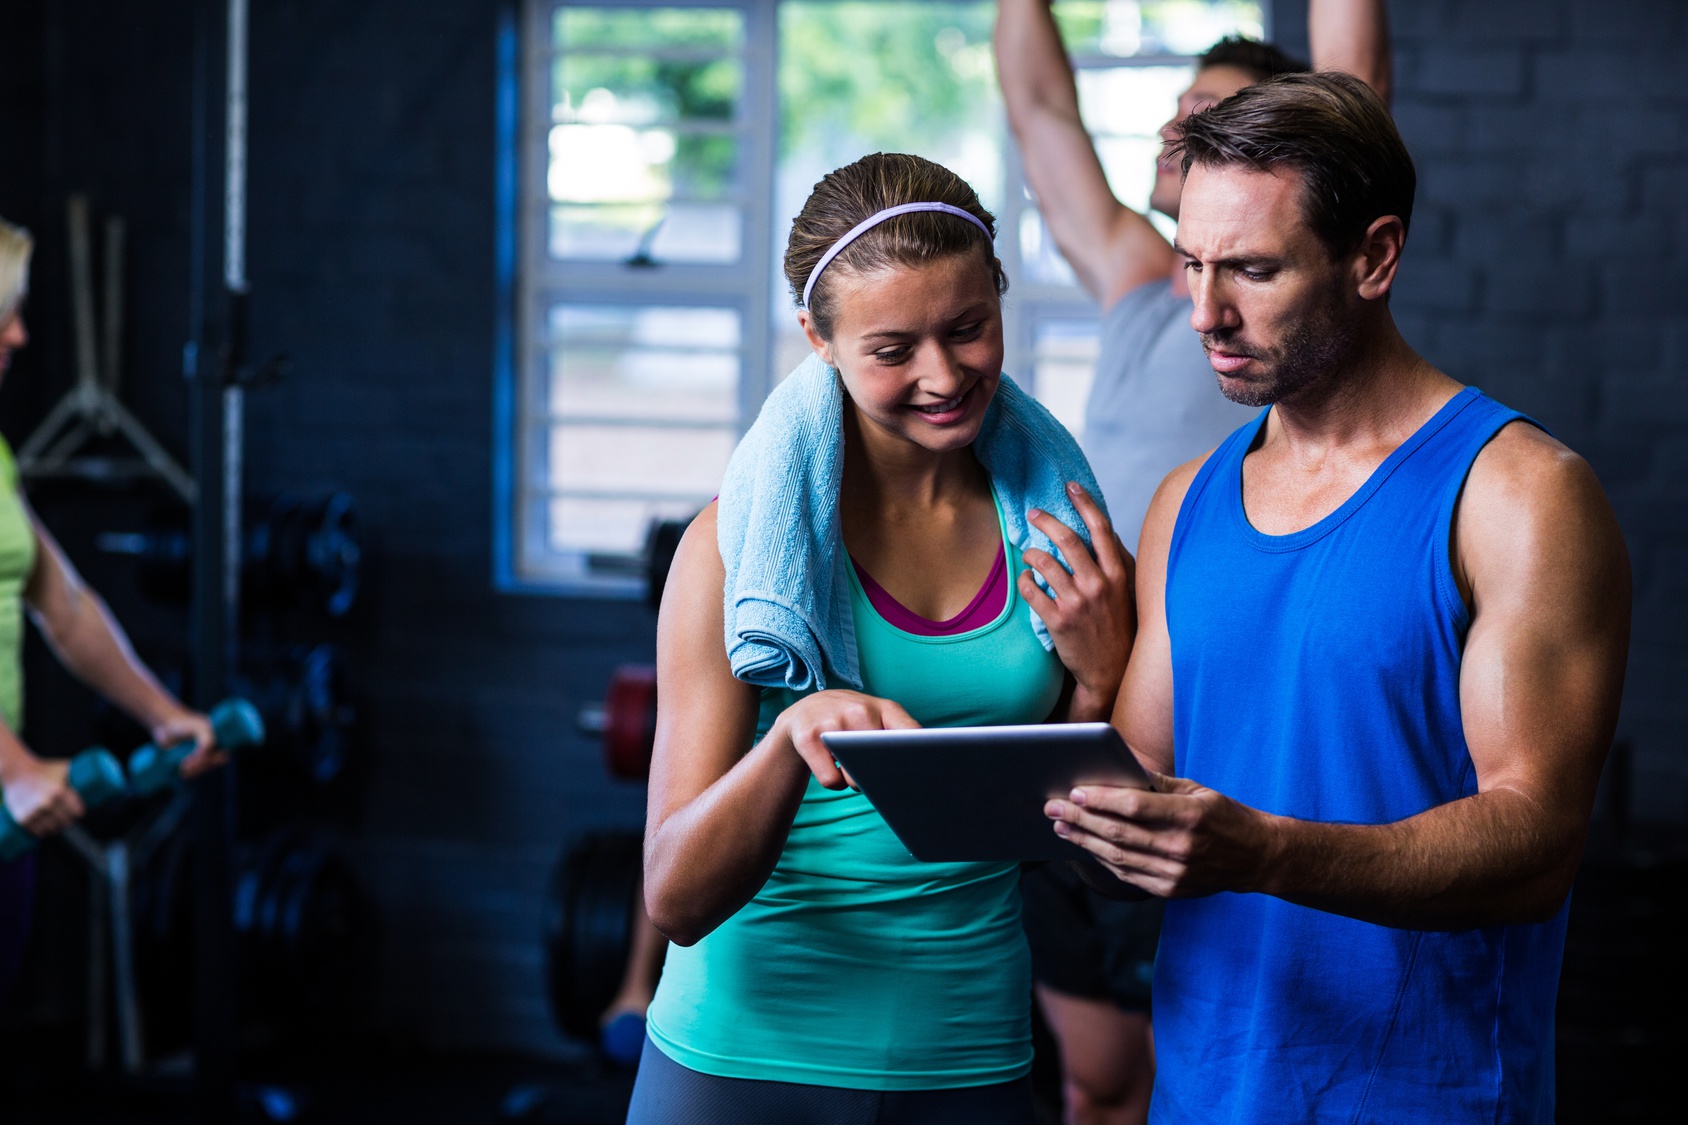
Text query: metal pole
186 0 243 1117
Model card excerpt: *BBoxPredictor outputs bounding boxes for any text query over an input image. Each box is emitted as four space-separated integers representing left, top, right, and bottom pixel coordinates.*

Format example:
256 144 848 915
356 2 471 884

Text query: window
505 0 1265 594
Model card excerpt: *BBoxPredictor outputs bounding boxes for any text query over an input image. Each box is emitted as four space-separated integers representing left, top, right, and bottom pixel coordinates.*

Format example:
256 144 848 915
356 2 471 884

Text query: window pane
548 496 706 555
549 201 742 263
554 7 745 53
547 304 741 424
548 6 746 265
1053 1 1264 58
1032 318 1099 434
553 56 743 125
1020 208 1080 287
548 423 735 501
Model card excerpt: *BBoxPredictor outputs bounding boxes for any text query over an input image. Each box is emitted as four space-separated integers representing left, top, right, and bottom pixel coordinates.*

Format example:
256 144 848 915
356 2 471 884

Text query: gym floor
3 1044 639 1125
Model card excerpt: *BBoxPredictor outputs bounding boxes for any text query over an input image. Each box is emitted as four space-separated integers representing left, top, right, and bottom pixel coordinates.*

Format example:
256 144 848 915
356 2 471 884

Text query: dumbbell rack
60 794 194 1073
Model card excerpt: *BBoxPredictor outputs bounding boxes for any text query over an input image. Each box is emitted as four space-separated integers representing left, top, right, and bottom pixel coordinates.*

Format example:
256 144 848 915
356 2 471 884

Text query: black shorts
1019 861 1163 1013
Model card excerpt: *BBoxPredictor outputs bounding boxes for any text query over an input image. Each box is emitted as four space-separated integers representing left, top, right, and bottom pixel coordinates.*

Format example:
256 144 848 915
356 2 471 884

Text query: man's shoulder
1456 416 1622 599
1466 418 1598 515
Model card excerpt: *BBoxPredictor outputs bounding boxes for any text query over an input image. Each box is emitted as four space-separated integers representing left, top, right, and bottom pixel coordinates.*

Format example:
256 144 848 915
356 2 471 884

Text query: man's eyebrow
1171 242 1282 269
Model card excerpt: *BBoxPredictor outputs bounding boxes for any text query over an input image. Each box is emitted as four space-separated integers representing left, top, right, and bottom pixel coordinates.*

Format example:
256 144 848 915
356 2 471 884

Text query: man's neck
1263 319 1458 464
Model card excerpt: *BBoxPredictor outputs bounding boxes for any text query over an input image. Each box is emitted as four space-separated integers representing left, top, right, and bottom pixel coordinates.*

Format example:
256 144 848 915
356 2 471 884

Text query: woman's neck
840 401 988 514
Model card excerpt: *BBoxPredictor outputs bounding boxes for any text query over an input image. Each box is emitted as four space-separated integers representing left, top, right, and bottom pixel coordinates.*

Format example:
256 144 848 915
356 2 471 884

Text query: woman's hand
1018 482 1136 721
774 690 921 790
150 709 226 780
1 755 85 836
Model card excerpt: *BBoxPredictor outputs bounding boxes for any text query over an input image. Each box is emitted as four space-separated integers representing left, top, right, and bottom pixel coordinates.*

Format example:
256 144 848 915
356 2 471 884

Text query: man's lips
1206 350 1255 374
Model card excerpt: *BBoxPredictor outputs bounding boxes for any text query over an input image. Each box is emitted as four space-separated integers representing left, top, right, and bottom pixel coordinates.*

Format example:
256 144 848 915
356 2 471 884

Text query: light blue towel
718 353 1108 692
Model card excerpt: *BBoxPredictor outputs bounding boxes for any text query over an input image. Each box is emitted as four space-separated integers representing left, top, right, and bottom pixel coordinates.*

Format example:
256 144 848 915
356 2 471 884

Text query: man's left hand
1045 774 1277 898
149 710 227 779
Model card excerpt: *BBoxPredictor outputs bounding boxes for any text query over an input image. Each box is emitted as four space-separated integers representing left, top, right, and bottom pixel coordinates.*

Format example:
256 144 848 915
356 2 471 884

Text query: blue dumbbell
127 698 266 798
0 747 127 861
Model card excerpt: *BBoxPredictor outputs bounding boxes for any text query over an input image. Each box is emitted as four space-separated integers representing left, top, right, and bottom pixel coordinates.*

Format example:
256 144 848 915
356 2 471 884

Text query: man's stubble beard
1205 292 1357 409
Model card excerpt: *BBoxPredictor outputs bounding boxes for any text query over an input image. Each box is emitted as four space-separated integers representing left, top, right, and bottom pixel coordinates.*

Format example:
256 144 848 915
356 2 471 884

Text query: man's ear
797 309 834 366
1353 215 1406 302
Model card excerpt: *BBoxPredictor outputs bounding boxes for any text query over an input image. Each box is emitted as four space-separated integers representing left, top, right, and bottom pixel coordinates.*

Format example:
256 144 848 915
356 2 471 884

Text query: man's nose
1187 275 1231 335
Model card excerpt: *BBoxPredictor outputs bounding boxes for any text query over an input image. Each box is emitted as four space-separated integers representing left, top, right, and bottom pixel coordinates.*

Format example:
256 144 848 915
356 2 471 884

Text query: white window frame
507 0 777 595
502 0 1267 597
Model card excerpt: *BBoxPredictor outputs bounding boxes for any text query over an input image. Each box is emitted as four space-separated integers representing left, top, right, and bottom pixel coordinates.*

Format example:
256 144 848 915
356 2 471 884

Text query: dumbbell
127 698 267 798
0 747 127 861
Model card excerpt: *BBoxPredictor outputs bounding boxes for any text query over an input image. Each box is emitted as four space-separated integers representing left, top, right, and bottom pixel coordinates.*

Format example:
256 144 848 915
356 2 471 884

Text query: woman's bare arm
21 497 219 772
643 503 918 946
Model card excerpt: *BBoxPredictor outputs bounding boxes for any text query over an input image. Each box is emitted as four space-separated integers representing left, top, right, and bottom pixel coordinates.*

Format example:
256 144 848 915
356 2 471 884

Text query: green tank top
0 438 37 731
647 497 1066 1089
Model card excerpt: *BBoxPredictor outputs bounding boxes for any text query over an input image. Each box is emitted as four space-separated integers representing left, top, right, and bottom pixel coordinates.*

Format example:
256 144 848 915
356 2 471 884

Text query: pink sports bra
851 546 1008 636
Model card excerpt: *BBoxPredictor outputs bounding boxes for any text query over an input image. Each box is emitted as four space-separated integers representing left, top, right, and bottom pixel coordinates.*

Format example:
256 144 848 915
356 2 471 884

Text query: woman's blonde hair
0 218 32 322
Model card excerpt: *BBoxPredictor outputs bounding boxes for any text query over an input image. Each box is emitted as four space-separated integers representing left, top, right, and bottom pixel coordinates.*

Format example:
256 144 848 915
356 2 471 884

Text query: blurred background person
0 218 223 1009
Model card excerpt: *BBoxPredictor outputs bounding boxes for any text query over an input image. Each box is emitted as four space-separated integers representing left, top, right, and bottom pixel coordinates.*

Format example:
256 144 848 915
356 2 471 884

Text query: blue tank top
1155 388 1566 1124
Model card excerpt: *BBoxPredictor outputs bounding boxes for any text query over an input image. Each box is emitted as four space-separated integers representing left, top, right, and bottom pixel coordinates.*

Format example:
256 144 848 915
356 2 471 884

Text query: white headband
801 202 993 310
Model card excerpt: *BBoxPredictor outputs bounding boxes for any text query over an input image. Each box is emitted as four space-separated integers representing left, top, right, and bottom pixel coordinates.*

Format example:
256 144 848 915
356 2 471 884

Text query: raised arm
1061 426 1631 929
1310 0 1392 101
995 0 1176 305
643 503 919 946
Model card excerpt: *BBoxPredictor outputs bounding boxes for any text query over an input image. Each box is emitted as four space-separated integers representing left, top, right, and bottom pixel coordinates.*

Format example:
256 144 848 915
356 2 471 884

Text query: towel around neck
717 352 1108 692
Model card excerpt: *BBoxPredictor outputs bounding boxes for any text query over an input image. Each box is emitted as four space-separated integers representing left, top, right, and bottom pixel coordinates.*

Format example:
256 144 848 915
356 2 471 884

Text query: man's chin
1216 372 1276 409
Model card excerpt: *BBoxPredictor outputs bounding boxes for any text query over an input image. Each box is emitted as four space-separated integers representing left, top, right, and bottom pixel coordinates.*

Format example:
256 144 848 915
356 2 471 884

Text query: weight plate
545 831 643 1039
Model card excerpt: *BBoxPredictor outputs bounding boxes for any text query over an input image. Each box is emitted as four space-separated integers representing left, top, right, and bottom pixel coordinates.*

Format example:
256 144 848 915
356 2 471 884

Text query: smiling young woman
624 154 1135 1124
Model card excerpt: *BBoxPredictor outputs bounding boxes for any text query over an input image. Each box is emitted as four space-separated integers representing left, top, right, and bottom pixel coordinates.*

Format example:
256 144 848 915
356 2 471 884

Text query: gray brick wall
1378 0 1688 823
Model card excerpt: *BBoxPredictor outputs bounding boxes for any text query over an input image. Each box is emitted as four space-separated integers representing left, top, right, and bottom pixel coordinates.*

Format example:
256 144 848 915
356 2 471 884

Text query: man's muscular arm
1060 425 1630 929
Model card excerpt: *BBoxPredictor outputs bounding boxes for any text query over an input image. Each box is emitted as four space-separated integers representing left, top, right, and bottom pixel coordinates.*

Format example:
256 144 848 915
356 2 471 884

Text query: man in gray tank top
995 3 1391 1121
998 0 1391 553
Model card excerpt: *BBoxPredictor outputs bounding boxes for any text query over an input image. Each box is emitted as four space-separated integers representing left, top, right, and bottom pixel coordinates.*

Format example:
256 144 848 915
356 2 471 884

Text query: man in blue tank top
1043 74 1631 1123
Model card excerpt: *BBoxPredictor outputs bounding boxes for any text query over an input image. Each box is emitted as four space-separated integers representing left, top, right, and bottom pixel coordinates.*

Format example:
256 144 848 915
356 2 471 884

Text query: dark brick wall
1380 0 1688 824
1 0 1685 1055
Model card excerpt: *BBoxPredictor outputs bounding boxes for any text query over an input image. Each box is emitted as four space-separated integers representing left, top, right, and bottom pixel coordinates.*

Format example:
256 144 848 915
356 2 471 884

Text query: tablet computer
821 723 1153 863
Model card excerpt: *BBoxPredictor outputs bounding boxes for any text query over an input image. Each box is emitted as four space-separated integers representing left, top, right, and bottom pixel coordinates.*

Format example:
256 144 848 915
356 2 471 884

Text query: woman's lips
908 384 975 426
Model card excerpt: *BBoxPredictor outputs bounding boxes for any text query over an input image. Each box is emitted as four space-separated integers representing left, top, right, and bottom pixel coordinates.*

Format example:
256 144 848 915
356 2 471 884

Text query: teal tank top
647 497 1066 1089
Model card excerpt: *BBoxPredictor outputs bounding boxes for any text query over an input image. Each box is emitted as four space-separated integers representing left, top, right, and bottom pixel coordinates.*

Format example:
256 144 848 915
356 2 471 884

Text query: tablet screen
822 723 1151 862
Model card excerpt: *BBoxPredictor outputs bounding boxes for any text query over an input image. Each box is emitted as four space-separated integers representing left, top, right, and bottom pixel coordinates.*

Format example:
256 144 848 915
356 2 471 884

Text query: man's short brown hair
1170 71 1415 260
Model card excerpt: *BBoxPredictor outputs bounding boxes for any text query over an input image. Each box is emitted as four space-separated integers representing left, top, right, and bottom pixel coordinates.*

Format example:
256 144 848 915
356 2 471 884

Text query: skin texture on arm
1059 426 1631 929
642 503 921 946
1112 458 1202 776
1310 0 1392 101
994 0 1176 304
21 500 219 774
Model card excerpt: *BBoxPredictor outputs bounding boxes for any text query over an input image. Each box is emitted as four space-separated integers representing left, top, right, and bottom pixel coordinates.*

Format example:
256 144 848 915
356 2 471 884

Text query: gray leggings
625 1038 1037 1125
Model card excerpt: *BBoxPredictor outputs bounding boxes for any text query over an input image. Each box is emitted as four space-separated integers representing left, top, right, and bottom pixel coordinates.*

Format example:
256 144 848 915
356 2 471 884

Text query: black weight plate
546 831 642 1039
304 492 362 617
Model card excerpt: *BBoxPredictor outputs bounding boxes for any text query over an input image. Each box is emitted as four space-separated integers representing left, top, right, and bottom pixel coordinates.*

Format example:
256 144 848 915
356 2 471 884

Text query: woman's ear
797 310 833 367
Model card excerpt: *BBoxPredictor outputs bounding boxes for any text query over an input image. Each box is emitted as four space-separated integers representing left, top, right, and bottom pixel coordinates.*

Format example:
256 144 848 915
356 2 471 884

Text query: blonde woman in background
0 217 227 1007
